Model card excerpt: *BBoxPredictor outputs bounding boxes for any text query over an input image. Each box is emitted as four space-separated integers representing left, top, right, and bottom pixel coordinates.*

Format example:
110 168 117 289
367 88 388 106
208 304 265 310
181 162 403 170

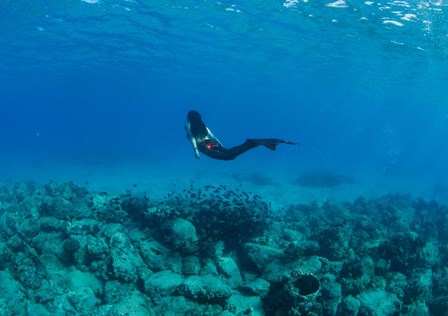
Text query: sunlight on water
0 0 447 83
281 0 447 32
276 0 448 73
326 0 349 8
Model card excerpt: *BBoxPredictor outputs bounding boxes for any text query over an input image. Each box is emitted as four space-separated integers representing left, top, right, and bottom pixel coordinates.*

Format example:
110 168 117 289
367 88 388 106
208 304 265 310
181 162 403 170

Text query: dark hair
187 110 207 138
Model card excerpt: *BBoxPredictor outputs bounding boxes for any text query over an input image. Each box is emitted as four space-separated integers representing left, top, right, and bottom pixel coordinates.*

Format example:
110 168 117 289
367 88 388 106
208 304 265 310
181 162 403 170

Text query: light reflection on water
0 0 447 83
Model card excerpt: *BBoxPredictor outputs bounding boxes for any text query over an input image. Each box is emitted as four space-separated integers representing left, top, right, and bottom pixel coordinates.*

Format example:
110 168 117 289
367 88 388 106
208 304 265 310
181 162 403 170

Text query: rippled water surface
2 1 447 77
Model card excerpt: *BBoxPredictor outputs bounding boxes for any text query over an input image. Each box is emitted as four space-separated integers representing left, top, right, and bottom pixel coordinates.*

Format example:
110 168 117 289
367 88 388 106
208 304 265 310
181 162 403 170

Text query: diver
185 110 298 160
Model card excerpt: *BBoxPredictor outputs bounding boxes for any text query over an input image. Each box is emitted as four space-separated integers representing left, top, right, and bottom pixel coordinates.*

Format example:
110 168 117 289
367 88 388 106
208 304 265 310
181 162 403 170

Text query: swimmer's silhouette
185 110 298 160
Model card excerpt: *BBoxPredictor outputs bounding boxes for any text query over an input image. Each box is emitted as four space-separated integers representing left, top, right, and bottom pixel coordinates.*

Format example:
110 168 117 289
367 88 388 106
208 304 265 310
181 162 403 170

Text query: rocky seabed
0 181 448 315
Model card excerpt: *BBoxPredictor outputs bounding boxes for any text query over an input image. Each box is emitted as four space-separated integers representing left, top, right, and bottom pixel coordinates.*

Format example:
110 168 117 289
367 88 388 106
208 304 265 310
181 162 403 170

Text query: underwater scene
1 0 448 315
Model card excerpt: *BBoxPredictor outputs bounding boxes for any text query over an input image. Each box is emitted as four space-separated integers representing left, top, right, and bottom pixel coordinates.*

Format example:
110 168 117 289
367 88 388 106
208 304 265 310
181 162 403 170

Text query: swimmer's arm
206 127 222 146
191 137 200 159
185 123 201 159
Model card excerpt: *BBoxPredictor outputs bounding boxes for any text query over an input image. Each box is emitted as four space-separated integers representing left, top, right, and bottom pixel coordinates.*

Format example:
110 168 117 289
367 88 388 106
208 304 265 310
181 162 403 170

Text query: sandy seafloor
1 159 448 315
4 160 445 209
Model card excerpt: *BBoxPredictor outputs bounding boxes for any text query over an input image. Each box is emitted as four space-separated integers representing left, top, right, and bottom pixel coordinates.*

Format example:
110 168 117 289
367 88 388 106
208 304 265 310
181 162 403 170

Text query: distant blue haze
1 0 447 194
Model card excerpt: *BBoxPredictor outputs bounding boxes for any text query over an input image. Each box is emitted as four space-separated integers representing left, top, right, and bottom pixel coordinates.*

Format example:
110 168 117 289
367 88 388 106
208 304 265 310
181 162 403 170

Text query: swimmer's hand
195 150 200 159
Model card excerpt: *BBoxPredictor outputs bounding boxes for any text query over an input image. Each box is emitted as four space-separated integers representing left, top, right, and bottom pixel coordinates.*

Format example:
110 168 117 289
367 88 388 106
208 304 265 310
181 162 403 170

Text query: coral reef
0 181 448 315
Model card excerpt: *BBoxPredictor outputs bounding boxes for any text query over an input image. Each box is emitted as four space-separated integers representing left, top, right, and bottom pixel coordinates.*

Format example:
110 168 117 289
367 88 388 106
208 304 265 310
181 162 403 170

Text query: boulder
244 243 283 271
357 289 401 316
238 278 270 298
163 218 198 253
144 270 183 297
177 275 232 304
217 257 243 288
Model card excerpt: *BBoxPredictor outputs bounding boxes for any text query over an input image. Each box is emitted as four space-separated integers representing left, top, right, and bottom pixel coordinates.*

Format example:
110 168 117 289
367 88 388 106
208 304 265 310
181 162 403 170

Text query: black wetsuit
197 138 296 161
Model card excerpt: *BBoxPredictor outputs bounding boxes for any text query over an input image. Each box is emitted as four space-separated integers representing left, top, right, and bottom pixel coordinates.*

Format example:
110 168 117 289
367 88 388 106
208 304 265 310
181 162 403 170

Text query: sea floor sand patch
1 160 445 208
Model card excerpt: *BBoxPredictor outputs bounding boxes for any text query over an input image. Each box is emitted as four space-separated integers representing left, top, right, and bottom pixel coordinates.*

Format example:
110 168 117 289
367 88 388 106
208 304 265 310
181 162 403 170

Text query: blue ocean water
1 0 448 199
3 2 448 315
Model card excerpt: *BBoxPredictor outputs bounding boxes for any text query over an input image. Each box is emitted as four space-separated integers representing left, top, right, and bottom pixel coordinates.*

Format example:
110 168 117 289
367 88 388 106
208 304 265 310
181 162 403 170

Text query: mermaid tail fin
251 138 298 151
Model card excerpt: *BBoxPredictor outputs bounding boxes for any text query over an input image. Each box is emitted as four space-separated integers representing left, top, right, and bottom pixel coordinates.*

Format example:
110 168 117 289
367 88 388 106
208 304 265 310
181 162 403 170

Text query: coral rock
163 218 198 253
177 275 232 304
144 270 183 297
244 243 283 271
217 256 243 288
